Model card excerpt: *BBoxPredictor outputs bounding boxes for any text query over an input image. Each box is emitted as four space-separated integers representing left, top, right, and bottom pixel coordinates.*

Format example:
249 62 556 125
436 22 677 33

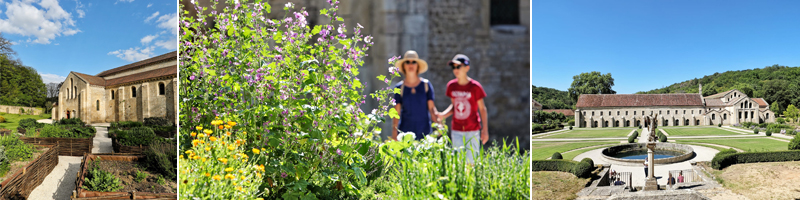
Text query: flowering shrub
179 0 399 199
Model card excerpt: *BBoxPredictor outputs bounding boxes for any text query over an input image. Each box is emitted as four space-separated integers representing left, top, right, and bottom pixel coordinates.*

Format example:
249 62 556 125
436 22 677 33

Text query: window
634 111 636 115
608 111 611 116
650 111 653 115
667 110 670 114
617 111 620 116
625 111 628 115
724 114 727 120
490 0 520 25
592 111 594 116
111 90 115 99
74 86 77 99
659 110 662 114
751 111 754 119
692 110 694 114
600 112 603 116
96 100 99 111
132 86 137 97
712 114 716 120
683 110 686 114
739 112 742 119
159 82 165 95
766 113 769 119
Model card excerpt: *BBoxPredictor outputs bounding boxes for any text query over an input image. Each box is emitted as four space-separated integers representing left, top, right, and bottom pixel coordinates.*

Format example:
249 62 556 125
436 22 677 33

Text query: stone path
720 125 795 140
29 123 113 199
532 127 570 138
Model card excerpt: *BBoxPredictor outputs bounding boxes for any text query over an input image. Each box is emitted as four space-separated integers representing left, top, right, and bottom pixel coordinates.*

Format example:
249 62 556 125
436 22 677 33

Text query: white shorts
452 130 481 163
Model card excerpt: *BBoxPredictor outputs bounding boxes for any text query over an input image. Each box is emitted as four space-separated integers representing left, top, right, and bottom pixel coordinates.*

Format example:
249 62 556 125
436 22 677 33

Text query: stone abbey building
52 51 177 124
575 85 775 128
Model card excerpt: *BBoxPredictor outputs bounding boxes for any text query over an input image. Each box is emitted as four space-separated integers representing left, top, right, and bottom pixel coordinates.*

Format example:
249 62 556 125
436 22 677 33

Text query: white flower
397 131 416 141
285 2 294 8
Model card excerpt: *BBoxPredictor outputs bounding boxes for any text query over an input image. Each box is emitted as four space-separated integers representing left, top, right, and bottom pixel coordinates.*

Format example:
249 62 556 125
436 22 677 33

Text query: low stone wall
0 144 59 199
0 105 42 115
602 143 694 164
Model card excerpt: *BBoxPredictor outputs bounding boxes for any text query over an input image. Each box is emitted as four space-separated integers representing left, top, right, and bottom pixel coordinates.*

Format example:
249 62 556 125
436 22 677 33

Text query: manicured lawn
561 143 620 160
541 128 635 139
0 113 50 131
676 138 789 152
662 127 743 136
532 171 589 200
677 142 732 152
532 141 622 160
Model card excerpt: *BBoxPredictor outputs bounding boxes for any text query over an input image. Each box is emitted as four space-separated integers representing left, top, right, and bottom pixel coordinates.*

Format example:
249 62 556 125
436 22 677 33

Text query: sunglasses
449 63 465 70
404 60 417 65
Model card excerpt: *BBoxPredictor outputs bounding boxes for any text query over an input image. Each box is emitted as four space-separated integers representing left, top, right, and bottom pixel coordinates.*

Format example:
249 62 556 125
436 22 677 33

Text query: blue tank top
393 79 435 140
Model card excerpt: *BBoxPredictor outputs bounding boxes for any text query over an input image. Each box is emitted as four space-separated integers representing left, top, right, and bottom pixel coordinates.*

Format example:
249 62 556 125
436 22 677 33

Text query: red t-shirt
446 79 487 131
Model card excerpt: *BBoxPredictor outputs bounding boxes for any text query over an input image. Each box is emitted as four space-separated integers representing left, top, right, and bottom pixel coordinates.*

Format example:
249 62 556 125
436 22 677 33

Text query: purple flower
336 149 342 156
189 75 196 80
281 172 288 178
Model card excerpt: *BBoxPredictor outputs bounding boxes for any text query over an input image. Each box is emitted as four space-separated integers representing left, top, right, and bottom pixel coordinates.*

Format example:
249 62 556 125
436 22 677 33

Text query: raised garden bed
0 144 59 199
20 137 92 156
73 153 176 200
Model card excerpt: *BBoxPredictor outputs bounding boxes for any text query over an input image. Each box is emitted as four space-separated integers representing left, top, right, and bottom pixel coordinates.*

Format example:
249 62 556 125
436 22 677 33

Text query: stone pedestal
644 143 659 191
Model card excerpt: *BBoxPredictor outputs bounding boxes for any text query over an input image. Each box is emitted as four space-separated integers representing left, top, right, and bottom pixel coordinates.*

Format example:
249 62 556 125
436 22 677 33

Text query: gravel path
29 124 113 199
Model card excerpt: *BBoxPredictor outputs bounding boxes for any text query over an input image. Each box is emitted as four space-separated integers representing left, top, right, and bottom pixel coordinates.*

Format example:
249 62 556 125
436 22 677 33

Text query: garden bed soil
20 136 93 156
74 154 176 199
0 144 59 199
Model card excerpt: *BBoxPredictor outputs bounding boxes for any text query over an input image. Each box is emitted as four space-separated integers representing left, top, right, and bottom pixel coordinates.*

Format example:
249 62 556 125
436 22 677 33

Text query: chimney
699 84 705 105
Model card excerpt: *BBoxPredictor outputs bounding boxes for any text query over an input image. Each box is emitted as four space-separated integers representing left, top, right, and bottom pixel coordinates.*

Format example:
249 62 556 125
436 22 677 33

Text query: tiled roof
704 90 734 99
96 51 177 77
104 66 177 87
752 98 769 108
576 94 704 108
532 99 542 108
705 98 726 107
542 109 575 116
72 72 106 86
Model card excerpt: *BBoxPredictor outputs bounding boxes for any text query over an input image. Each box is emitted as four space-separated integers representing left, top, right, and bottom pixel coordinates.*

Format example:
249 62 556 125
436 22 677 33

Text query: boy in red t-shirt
438 54 488 163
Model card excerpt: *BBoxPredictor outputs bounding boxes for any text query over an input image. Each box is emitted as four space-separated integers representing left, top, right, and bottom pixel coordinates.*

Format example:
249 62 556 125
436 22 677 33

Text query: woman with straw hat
391 50 440 141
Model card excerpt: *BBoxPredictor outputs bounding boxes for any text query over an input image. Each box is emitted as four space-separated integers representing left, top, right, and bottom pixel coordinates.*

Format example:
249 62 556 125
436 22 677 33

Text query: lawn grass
0 113 50 130
532 141 622 160
675 138 789 152
561 143 620 160
541 128 634 139
532 171 589 200
662 127 743 136
676 142 732 152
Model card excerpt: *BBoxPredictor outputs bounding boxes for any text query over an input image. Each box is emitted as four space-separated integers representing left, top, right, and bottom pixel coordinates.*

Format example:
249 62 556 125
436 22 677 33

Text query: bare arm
478 98 488 144
392 103 401 141
427 100 439 123
439 101 454 120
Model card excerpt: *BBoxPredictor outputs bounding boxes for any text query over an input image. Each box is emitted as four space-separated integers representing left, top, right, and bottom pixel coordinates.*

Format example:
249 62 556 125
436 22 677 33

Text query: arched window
766 113 769 119
592 111 594 116
724 113 727 120
96 100 100 111
111 90 115 99
132 86 137 97
712 114 716 120
634 111 636 115
158 82 165 95
74 86 77 99
667 110 670 114
608 111 611 116
617 111 620 116
600 112 603 116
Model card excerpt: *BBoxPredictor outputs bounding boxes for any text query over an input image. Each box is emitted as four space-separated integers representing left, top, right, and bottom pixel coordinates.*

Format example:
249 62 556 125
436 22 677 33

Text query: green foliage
569 126 573 130
754 129 759 134
777 117 785 124
784 105 800 123
156 175 166 185
628 133 637 143
0 134 34 161
110 121 143 128
0 116 5 123
82 168 123 192
766 130 772 136
17 118 39 129
143 141 176 180
134 170 147 183
711 150 800 170
568 71 616 102
57 118 84 126
570 160 594 178
659 133 667 142
790 134 800 150
531 160 577 172
533 110 568 124
718 123 722 127
581 158 594 167
0 55 48 108
144 117 172 127
551 152 563 159
39 124 94 138
0 160 8 178
117 127 159 146
531 85 576 109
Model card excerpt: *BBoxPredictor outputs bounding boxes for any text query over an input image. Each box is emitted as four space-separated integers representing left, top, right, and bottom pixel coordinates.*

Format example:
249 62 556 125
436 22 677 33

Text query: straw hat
394 50 428 74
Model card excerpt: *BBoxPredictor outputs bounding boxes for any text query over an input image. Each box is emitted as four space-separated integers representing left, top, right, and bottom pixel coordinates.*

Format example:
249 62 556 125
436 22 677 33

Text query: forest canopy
531 85 575 109
0 34 47 108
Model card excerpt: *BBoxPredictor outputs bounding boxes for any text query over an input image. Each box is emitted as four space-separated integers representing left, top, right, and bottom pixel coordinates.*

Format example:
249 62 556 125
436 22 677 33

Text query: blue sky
531 0 800 94
0 0 177 84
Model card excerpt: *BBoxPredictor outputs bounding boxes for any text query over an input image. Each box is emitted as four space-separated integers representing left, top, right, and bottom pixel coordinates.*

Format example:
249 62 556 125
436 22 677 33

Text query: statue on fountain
643 114 659 190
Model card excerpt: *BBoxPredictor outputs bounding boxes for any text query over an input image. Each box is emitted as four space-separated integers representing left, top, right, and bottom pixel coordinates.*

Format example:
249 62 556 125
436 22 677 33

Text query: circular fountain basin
602 143 694 164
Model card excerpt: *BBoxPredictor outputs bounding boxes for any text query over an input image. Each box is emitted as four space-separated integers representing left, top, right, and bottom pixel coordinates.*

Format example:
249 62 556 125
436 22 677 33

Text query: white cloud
115 0 134 4
140 34 158 44
154 39 176 50
0 0 80 44
147 3 152 8
108 46 155 62
74 0 85 18
156 13 177 35
39 73 67 84
144 11 159 22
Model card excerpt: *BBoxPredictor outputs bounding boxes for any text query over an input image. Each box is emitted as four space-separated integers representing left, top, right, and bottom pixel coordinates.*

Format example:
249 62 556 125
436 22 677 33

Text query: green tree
568 71 616 102
784 105 800 123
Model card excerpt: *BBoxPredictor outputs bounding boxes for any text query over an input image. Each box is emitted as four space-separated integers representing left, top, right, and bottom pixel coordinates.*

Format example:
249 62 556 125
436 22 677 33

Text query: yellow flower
261 148 266 152
209 136 217 142
185 150 194 155
224 125 232 129
252 148 260 154
180 155 184 159
257 165 265 172
204 173 210 177
198 133 206 138
241 176 246 180
192 140 201 146
225 174 236 180
191 132 197 137
204 147 211 151
238 170 243 173
256 172 262 177
196 126 203 131
226 132 232 136
219 125 224 129
212 175 222 180
228 145 236 151
225 167 234 172
201 157 206 162
218 158 228 164
242 131 247 135
204 129 213 135
193 155 200 160
228 121 237 126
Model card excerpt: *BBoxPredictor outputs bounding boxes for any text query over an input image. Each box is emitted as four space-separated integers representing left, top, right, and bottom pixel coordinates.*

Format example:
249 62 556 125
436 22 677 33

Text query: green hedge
532 160 577 172
711 150 800 170
551 152 562 159
790 135 800 150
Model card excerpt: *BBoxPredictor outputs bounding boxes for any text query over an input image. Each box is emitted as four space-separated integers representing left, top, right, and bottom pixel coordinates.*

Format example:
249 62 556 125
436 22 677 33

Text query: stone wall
0 105 42 115
58 74 89 121
111 78 177 124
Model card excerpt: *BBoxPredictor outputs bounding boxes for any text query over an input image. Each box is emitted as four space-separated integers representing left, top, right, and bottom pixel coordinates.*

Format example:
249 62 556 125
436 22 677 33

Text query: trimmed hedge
711 150 800 170
659 134 667 142
551 152 563 159
580 158 594 168
718 124 722 127
766 130 772 136
143 117 172 127
628 133 636 143
789 134 800 150
754 129 759 134
532 160 577 172
571 161 593 178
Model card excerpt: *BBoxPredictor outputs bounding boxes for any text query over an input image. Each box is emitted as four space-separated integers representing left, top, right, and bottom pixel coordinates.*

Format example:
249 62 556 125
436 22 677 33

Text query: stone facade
575 86 775 128
182 0 530 147
0 105 42 115
54 51 177 124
